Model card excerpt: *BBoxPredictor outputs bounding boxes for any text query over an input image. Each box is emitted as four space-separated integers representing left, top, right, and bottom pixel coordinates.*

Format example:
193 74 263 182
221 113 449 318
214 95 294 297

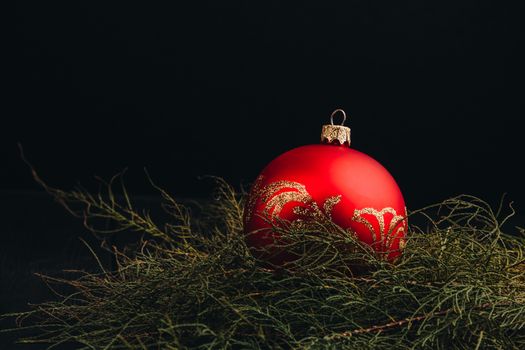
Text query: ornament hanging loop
330 109 347 126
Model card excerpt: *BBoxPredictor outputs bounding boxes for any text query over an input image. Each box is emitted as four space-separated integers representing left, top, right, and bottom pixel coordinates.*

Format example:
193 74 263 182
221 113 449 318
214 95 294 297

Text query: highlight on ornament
2 117 525 349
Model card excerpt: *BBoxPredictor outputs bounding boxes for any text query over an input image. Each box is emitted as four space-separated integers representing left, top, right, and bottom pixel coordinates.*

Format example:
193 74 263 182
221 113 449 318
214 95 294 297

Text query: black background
1 1 524 346
4 1 524 208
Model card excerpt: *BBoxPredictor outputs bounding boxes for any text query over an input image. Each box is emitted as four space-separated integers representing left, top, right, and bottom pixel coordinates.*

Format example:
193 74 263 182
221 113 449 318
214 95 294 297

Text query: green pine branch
2 157 525 349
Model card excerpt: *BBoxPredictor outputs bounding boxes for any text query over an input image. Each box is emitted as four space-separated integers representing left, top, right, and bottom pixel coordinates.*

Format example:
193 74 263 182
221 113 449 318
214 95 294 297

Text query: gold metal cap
321 109 351 147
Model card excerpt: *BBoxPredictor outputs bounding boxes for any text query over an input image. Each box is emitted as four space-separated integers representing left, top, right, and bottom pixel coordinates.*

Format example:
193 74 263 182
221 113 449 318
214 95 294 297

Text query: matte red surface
244 143 407 265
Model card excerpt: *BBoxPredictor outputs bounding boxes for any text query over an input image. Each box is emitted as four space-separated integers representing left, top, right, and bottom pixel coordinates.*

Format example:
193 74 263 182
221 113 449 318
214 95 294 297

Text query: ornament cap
321 109 351 147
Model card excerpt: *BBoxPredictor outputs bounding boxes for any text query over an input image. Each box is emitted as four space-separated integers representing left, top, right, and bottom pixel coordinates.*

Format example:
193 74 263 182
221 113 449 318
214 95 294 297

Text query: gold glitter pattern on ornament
246 178 408 258
246 178 343 227
292 206 310 216
260 181 311 217
248 180 407 233
323 195 342 220
351 207 407 254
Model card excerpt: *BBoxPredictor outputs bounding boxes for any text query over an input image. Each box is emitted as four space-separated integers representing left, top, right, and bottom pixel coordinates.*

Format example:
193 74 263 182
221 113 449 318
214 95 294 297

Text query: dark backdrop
5 1 525 208
2 1 524 347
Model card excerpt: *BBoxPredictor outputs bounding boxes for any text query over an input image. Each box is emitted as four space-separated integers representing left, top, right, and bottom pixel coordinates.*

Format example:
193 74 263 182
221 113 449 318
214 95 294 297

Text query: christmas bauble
244 109 407 265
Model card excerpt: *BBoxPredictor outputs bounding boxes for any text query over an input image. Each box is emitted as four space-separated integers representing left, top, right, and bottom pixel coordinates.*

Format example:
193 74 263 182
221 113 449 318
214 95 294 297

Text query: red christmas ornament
244 109 407 265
